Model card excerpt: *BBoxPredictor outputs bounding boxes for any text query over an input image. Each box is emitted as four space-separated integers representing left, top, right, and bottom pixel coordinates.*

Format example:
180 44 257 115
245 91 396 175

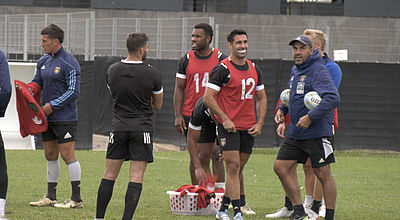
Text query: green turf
4 148 400 219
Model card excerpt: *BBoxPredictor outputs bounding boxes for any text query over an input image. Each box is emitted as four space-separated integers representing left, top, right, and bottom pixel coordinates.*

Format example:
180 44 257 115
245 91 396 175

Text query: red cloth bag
15 80 47 138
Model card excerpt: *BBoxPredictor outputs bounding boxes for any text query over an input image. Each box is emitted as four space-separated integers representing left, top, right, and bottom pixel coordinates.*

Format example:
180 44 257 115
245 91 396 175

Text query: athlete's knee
225 161 240 176
44 150 59 160
199 152 211 165
103 167 119 180
313 166 334 184
273 160 283 175
211 145 220 158
60 152 76 164
273 160 293 177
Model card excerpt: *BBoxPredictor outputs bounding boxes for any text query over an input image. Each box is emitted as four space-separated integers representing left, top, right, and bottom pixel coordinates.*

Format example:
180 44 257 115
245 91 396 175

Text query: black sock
293 204 306 217
311 200 322 213
219 196 230 212
71 180 82 202
96 179 115 218
0 140 8 199
122 182 142 220
47 182 57 200
325 208 335 220
231 199 241 216
240 194 246 207
285 196 293 211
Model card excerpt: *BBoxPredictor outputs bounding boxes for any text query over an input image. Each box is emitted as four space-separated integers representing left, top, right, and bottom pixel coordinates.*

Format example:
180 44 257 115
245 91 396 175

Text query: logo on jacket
32 116 43 125
41 65 45 69
300 75 306 82
54 67 61 74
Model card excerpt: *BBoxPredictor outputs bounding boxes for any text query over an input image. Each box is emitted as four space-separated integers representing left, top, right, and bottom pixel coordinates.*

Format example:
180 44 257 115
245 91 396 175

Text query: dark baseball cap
289 35 313 47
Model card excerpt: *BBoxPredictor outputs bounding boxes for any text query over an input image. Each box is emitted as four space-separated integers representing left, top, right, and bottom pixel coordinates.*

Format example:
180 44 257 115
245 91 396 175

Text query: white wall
0 62 36 150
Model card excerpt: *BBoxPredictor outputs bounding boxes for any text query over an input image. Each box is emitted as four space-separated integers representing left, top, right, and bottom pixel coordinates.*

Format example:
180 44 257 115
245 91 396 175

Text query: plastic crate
166 191 223 215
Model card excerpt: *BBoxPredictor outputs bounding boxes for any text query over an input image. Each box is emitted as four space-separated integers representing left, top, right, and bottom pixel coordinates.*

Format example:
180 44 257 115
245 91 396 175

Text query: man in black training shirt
186 97 217 184
95 32 163 220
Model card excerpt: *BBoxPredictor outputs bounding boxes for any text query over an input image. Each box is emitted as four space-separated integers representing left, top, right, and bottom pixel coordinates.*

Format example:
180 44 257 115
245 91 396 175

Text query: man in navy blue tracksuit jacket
273 35 340 220
29 24 83 209
0 50 11 219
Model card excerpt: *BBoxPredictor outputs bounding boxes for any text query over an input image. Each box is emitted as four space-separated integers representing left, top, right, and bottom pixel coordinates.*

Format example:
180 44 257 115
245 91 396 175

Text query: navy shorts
106 131 154 163
277 137 335 168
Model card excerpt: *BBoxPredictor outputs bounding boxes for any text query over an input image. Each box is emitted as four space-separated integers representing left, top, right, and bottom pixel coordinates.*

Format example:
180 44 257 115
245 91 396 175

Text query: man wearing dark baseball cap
289 35 313 47
271 34 340 220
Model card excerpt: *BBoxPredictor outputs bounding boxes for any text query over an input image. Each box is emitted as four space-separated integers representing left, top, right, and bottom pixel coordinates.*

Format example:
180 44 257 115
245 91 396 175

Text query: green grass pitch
4 148 400 219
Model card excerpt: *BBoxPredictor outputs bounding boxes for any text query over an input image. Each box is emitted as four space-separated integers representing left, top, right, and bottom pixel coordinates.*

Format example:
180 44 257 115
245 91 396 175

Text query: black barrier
334 62 400 151
92 57 119 135
88 58 400 151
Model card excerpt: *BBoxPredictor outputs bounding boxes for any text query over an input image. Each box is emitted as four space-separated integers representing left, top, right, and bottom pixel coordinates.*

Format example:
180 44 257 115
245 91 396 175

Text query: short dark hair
194 23 213 44
227 29 248 43
41 24 64 44
126 32 149 54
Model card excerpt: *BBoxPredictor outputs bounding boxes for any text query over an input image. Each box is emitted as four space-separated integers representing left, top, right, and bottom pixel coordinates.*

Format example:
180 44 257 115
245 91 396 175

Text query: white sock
67 160 81 181
47 159 60 183
215 182 225 189
304 195 313 208
0 198 5 215
321 197 325 206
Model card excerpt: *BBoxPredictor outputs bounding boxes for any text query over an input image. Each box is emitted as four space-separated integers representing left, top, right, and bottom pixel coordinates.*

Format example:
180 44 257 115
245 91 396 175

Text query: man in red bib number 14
173 23 226 188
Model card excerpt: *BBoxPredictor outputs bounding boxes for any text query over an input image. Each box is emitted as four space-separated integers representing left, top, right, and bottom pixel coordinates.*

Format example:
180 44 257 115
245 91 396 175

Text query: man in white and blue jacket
273 35 340 220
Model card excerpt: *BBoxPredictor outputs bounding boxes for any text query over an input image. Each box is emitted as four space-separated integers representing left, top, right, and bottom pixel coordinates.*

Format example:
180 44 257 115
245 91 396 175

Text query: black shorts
216 123 254 154
106 131 154 163
185 115 216 143
42 121 77 143
198 122 217 143
277 137 335 168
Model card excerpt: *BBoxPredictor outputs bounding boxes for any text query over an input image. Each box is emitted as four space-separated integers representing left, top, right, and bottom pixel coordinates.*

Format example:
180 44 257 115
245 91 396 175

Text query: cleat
303 203 312 210
54 198 83 208
233 212 243 220
216 210 232 220
319 205 326 217
29 197 57 207
240 204 256 215
290 214 310 220
265 207 294 218
305 207 320 220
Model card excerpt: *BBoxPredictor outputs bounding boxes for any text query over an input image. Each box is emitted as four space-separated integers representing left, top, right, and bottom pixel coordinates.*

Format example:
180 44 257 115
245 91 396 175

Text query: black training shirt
107 60 163 131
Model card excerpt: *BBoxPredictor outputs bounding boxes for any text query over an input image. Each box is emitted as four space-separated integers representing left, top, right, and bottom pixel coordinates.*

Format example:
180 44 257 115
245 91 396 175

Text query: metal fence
1 11 399 63
0 11 95 61
215 24 400 63
0 12 212 61
95 17 214 59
